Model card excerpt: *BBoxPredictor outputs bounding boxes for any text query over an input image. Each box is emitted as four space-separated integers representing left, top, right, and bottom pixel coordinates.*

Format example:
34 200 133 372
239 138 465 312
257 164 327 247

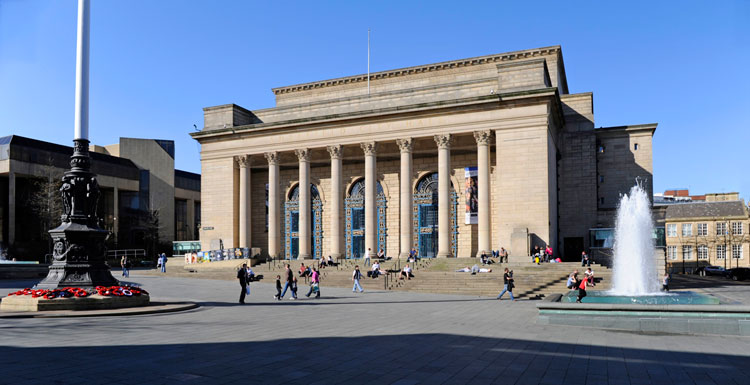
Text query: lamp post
36 0 118 289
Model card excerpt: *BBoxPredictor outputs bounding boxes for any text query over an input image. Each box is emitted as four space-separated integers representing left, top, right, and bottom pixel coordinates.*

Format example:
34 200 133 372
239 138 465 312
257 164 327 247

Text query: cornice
271 46 562 95
191 88 557 142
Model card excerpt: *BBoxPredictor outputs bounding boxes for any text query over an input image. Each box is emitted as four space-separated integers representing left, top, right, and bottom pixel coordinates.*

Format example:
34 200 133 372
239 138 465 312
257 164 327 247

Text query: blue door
285 184 323 259
413 173 458 258
345 179 387 258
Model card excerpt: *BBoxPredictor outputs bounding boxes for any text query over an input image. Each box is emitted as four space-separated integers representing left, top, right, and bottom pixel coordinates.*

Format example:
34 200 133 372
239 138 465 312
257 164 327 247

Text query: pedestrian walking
290 277 298 300
363 248 372 266
306 267 321 298
279 264 293 299
120 255 130 278
662 273 670 292
352 265 364 293
576 274 588 303
237 263 248 304
158 253 167 273
273 275 282 299
496 268 515 301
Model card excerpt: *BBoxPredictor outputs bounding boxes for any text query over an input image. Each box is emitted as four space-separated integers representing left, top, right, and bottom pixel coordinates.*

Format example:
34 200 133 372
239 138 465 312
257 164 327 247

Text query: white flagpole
74 0 90 140
367 29 370 96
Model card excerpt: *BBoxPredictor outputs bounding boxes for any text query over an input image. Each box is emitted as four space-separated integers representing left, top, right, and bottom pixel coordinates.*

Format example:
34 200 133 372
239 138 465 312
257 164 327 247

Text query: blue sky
1 1 749 200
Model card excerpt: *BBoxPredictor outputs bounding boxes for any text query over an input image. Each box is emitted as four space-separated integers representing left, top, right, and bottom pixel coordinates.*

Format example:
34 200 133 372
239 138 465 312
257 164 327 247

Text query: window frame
681 223 693 237
667 245 678 260
716 245 727 259
697 245 709 260
732 244 744 259
667 224 677 237
682 245 693 260
697 223 708 236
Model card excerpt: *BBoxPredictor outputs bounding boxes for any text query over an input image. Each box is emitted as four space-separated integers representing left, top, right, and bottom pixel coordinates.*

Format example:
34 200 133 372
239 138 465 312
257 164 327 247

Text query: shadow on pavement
0 334 747 384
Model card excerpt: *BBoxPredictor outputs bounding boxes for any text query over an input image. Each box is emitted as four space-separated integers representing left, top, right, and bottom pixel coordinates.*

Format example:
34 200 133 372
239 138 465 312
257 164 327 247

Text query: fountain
611 184 660 295
537 184 750 336
561 183 717 304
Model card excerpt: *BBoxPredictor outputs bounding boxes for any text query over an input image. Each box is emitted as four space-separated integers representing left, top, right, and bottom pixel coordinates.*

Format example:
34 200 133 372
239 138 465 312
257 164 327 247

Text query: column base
399 252 411 259
330 253 343 260
298 253 313 260
436 251 453 258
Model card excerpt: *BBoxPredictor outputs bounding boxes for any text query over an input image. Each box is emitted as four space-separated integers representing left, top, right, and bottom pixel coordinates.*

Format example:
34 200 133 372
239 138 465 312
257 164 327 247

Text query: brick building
191 46 656 261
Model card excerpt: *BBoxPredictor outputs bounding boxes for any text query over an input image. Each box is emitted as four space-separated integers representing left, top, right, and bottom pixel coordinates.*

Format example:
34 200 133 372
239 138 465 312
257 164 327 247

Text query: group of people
531 245 558 264
270 263 321 301
566 269 593 302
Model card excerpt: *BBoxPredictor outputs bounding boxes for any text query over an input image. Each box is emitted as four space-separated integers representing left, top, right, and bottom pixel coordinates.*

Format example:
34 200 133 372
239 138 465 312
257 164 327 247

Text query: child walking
273 275 282 300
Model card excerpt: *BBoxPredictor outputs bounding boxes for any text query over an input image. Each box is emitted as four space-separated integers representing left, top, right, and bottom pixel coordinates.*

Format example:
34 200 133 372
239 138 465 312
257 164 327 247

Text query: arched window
413 172 458 257
284 183 323 259
345 178 387 258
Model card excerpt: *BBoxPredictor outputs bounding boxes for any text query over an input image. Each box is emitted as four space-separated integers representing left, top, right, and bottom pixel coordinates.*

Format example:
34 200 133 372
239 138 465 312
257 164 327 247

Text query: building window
717 245 726 259
681 223 692 237
598 175 604 183
600 197 605 205
667 246 678 260
634 143 639 150
732 222 744 235
716 222 727 236
697 223 708 236
697 245 708 260
598 146 605 153
667 224 677 237
732 244 744 259
682 245 693 259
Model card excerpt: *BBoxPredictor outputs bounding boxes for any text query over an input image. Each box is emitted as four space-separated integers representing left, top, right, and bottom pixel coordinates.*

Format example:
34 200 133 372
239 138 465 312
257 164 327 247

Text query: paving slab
0 273 749 384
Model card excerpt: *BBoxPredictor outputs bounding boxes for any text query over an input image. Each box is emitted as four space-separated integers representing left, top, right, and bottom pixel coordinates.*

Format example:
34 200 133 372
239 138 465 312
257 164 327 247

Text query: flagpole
367 29 370 96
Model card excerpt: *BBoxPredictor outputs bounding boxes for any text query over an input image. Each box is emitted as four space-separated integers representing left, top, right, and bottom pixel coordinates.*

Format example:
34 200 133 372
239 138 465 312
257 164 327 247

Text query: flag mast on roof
367 29 371 96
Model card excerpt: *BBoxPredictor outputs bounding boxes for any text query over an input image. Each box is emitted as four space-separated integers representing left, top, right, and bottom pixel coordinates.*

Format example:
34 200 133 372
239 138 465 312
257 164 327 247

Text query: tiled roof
666 201 748 220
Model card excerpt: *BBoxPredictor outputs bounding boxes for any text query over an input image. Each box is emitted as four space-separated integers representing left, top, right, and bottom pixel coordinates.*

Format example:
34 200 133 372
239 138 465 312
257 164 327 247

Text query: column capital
396 138 413 153
294 148 310 161
434 134 453 149
473 130 493 145
360 141 378 156
327 145 343 159
235 154 251 168
264 151 279 165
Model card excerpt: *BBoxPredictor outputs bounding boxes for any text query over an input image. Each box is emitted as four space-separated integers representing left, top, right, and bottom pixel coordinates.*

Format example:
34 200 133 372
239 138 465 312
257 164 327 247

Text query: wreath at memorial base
7 286 148 300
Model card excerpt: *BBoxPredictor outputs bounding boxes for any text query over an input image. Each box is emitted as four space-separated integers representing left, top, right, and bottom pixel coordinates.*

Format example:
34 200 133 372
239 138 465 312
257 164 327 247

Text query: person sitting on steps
399 264 414 280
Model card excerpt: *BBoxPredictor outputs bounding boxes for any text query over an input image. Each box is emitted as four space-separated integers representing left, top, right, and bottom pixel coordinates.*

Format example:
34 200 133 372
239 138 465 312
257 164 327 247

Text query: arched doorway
413 172 458 258
285 183 323 259
345 178 387 258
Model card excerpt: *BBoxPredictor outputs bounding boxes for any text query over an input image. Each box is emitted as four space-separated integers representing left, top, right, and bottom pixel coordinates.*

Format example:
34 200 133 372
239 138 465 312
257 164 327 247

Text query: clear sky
1 1 748 200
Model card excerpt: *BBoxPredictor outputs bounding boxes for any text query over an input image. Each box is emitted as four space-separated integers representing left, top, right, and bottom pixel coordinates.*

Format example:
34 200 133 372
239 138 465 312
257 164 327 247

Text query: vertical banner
464 167 478 224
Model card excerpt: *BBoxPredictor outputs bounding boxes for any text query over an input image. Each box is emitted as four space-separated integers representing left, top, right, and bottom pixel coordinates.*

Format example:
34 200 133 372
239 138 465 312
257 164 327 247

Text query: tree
25 160 64 254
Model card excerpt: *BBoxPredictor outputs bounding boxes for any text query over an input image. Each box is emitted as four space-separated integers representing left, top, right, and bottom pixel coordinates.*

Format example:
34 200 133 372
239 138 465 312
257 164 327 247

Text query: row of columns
236 131 493 259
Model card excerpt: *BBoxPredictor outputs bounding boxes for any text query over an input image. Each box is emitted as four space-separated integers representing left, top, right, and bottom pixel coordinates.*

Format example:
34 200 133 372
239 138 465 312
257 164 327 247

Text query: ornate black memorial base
35 139 119 290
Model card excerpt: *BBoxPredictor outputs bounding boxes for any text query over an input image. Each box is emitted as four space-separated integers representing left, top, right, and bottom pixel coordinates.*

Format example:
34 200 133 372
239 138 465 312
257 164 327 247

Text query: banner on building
464 167 478 224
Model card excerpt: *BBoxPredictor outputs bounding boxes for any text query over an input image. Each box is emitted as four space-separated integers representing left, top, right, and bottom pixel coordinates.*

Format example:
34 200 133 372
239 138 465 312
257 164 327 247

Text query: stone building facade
0 135 200 259
665 200 750 272
192 46 656 261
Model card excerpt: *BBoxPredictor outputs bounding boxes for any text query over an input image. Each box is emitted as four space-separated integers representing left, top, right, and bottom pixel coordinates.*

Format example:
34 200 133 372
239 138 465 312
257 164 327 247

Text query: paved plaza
1 274 750 384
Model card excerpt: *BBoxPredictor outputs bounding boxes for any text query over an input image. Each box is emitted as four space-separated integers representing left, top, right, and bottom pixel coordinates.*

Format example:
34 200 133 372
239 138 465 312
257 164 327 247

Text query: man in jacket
237 263 248 304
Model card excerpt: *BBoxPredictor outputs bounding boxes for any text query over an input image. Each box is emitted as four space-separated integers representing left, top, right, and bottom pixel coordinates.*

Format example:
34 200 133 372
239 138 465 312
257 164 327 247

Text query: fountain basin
561 290 719 305
538 294 750 336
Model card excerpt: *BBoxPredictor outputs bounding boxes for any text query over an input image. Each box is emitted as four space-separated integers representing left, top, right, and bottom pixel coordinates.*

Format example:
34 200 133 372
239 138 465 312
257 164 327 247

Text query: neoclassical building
192 46 656 261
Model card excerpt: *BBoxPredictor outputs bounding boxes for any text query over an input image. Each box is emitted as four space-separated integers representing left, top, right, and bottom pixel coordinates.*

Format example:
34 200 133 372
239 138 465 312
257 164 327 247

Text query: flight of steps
388 259 611 299
154 257 610 299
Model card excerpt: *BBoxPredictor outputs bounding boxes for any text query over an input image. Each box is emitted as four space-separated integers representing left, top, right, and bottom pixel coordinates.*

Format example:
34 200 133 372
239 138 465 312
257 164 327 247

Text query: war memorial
1 1 750 384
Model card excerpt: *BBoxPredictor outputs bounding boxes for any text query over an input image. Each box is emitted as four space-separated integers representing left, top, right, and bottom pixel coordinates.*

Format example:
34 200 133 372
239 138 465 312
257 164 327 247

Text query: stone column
187 198 195 240
361 142 378 255
474 130 492 258
295 148 312 259
8 171 15 247
434 134 453 258
327 145 343 259
112 186 119 243
397 138 413 259
237 155 251 249
265 152 280 258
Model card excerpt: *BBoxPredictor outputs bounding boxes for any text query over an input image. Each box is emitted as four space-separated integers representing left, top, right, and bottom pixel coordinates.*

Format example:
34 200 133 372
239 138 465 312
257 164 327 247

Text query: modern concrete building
0 135 200 259
665 199 749 272
191 45 656 261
